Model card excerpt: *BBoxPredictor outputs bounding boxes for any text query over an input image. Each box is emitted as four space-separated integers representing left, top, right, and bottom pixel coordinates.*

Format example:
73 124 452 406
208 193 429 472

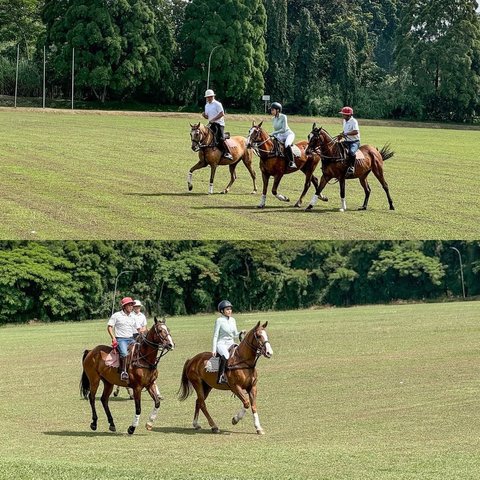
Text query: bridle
228 328 271 370
190 124 214 152
134 323 174 369
307 127 344 161
248 126 275 156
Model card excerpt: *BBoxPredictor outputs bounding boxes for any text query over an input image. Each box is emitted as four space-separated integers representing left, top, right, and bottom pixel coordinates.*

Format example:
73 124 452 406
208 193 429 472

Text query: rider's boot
223 141 233 160
286 146 296 169
217 356 228 384
119 356 128 381
346 153 355 177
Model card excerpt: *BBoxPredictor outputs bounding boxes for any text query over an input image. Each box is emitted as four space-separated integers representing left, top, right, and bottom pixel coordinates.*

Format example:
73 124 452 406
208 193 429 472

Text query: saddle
105 342 138 369
272 138 302 159
205 345 238 372
339 141 365 163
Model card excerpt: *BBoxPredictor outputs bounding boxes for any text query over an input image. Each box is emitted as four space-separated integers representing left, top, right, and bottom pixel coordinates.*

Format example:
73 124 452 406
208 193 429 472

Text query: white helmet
133 300 143 307
204 89 215 97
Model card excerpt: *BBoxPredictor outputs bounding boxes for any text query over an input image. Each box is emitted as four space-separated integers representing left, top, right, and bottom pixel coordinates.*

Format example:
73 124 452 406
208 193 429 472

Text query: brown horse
246 121 323 208
80 318 174 435
188 123 257 194
178 321 273 435
305 124 395 212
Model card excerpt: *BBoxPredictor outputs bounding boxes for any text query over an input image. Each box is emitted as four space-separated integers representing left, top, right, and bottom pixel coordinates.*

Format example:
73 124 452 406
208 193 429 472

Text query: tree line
0 240 478 324
1 0 480 121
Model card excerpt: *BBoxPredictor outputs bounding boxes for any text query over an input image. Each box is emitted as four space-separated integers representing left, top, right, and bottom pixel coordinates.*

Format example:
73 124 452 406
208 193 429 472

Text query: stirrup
288 161 296 169
346 166 354 176
218 374 227 384
120 371 128 381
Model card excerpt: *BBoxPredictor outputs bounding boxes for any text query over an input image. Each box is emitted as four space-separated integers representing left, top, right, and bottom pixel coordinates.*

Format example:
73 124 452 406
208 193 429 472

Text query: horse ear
154 316 158 324
252 120 255 126
262 321 268 328
259 121 263 128
312 122 316 129
255 321 260 328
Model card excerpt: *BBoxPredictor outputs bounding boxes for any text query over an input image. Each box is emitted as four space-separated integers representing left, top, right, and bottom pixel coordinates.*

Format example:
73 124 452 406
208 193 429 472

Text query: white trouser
216 342 233 359
276 132 295 148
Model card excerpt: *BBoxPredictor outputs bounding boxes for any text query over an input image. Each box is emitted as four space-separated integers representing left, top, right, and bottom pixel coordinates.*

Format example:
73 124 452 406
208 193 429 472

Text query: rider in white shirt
211 300 245 384
337 106 360 177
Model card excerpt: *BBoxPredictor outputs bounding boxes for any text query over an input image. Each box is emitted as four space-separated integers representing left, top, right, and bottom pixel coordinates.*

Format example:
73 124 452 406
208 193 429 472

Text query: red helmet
339 106 353 115
120 297 135 307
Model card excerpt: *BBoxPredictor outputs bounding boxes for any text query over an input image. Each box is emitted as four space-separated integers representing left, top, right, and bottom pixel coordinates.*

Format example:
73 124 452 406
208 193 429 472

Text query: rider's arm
212 318 221 355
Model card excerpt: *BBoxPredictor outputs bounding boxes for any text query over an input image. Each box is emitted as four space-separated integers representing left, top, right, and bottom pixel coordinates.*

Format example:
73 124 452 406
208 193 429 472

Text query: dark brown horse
305 124 395 212
178 321 273 435
80 318 174 435
188 123 257 194
246 121 323 208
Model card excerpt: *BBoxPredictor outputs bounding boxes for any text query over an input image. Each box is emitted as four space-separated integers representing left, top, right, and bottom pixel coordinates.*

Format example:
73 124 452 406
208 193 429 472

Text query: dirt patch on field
2 106 480 131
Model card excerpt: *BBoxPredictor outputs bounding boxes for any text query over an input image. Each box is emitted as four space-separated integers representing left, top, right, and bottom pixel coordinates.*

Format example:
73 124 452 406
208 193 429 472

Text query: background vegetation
1 303 479 479
1 0 480 121
0 239 478 323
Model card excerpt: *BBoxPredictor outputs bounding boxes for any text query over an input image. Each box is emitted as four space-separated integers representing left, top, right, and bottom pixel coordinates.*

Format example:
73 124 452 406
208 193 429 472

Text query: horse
246 121 323 208
188 123 257 194
178 321 273 435
80 318 174 435
305 124 395 212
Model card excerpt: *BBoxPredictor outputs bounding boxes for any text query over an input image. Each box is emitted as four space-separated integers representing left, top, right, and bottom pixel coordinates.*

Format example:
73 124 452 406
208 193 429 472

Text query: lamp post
111 270 133 315
206 45 220 90
450 247 466 299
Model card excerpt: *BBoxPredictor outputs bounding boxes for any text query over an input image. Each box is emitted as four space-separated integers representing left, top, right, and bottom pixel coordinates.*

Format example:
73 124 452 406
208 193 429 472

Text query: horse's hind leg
100 381 116 432
242 149 257 193
272 174 289 203
305 175 329 211
372 163 395 210
87 376 100 431
222 164 237 194
358 176 371 210
192 380 219 433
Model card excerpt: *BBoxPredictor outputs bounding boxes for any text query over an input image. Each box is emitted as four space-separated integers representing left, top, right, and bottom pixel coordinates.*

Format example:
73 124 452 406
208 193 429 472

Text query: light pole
111 270 133 315
207 45 220 90
450 247 466 299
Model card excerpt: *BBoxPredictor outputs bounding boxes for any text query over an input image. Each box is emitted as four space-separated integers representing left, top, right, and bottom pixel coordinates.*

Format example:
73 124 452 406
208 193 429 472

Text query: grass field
1 301 479 479
0 108 479 240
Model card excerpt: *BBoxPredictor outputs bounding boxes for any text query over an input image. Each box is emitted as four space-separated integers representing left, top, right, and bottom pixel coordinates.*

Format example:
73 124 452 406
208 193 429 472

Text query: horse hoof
193 424 201 430
251 190 257 195
232 417 238 425
321 196 328 202
90 423 97 431
256 428 265 435
339 208 345 212
211 427 220 434
357 206 367 211
257 205 265 209
188 185 193 192
145 423 153 431
390 206 395 210
305 205 313 211
222 189 228 194
109 425 116 432
127 426 135 435
294 202 301 208
113 391 118 397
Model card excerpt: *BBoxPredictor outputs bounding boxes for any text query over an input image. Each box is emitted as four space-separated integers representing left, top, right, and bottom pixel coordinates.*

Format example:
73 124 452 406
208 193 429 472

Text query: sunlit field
1 301 479 479
0 108 478 240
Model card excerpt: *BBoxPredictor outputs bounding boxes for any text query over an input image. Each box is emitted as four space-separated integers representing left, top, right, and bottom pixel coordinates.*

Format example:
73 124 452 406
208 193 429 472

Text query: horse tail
378 143 394 161
80 349 90 399
177 358 193 401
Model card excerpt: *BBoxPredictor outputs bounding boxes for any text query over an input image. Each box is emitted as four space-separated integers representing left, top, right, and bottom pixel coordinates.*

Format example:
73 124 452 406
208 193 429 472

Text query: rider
337 106 360 177
202 89 233 160
212 300 245 384
132 299 147 339
270 102 296 169
108 297 136 381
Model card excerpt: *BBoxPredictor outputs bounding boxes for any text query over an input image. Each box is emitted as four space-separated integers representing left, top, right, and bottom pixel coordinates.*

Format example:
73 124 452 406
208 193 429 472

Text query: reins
133 325 172 370
227 331 269 370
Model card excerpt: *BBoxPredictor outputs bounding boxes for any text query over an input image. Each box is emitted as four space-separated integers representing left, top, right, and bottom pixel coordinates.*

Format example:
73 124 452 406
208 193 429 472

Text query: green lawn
0 108 478 240
0 301 479 479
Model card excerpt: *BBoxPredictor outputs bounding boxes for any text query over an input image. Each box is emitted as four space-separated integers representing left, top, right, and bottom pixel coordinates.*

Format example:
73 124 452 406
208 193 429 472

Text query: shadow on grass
151 425 256 435
43 430 148 437
124 192 258 197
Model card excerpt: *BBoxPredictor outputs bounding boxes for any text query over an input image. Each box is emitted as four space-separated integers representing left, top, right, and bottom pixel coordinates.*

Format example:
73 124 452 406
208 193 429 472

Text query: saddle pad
224 138 238 151
355 150 365 161
205 356 219 373
291 144 302 158
105 350 119 367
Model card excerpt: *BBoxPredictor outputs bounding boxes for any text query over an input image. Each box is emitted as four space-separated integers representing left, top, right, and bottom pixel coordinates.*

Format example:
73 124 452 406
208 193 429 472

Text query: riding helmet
204 89 215 97
218 300 233 312
339 106 353 115
121 297 135 307
270 102 282 112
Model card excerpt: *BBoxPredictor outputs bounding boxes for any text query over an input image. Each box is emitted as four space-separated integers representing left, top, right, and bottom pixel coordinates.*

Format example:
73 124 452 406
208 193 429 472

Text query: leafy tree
396 0 480 121
179 0 267 108
42 0 163 102
263 0 292 104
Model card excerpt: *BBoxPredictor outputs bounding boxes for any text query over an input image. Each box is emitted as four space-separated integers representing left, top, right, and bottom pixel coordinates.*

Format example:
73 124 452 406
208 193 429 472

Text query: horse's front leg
339 178 347 212
187 155 208 191
127 386 143 435
272 174 289 203
100 382 116 432
145 382 161 431
305 175 329 211
242 149 257 194
248 384 265 435
208 163 218 194
223 163 237 194
257 171 270 208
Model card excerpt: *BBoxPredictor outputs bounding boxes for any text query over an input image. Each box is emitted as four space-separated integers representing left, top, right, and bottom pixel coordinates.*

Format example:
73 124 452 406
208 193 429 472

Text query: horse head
148 317 175 351
190 122 203 151
243 321 273 358
246 121 266 148
306 122 323 155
